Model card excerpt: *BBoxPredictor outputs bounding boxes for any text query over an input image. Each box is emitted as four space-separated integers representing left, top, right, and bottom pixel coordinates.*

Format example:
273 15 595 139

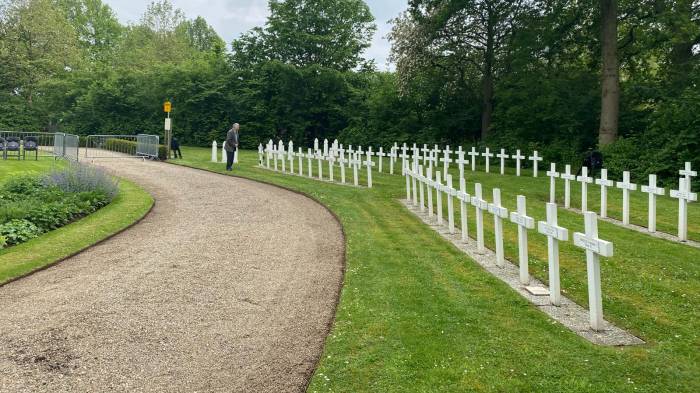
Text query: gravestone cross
377 147 386 173
404 159 411 201
350 154 360 186
288 141 295 173
496 148 508 175
306 148 313 177
315 149 323 180
455 148 468 180
471 183 488 253
297 148 304 176
640 174 664 232
457 177 471 241
482 147 494 173
679 161 697 186
338 152 347 183
488 188 509 267
468 147 479 171
670 177 698 241
577 166 593 212
511 149 525 176
573 211 614 331
537 202 569 306
510 195 535 284
426 167 434 218
327 153 335 182
595 169 614 218
446 174 456 234
323 139 329 157
528 151 543 177
442 145 453 178
212 141 219 163
388 147 397 174
314 138 319 153
546 163 560 203
615 171 637 225
278 141 286 172
400 144 409 173
257 143 263 166
435 171 444 225
421 144 430 165
365 148 376 188
418 165 425 211
561 164 576 208
265 141 272 168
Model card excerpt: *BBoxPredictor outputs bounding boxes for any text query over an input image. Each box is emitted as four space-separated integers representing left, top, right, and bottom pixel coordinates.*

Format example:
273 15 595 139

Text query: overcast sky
105 0 408 70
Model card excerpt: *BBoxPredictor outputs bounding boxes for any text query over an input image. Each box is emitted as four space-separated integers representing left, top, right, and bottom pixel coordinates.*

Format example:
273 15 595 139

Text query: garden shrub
0 219 42 246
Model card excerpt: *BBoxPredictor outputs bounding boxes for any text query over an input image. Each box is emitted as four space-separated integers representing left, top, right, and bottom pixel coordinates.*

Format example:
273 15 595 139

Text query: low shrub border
0 179 154 285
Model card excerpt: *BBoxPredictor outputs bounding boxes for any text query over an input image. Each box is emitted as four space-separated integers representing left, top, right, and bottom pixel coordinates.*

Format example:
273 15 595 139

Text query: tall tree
598 0 619 146
56 0 122 63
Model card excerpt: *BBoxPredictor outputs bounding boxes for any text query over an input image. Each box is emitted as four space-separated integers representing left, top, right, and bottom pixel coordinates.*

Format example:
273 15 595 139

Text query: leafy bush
43 162 119 199
0 235 6 249
0 219 43 246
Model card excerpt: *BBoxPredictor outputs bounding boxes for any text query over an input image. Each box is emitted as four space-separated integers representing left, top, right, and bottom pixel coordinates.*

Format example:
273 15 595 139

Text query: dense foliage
0 163 117 248
0 0 697 185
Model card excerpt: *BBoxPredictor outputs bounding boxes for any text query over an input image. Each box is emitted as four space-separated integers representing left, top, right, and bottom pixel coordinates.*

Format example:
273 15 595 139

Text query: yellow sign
164 101 172 113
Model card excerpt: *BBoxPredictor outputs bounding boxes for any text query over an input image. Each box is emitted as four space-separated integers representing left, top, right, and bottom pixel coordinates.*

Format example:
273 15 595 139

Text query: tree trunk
481 73 494 140
598 0 619 146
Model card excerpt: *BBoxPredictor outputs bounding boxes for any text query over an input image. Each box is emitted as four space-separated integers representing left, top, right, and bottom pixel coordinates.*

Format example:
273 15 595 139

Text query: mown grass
0 158 154 284
175 147 699 393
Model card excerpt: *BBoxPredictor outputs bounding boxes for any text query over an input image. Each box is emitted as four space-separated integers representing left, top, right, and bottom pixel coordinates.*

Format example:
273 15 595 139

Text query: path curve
0 160 345 392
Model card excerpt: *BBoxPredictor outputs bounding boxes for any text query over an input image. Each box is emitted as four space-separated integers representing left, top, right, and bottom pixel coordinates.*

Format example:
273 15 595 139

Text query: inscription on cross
573 211 613 331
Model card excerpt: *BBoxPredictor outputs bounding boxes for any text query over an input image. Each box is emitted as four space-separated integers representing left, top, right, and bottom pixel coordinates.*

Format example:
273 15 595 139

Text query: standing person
170 136 182 159
225 123 240 171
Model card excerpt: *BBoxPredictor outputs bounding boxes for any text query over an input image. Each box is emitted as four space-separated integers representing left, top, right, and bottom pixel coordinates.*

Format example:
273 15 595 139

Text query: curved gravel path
0 160 345 392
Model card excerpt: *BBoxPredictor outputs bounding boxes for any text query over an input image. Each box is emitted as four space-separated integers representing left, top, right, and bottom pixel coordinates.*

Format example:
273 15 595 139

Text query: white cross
573 211 614 331
561 164 575 208
510 195 535 285
306 148 314 177
425 167 434 218
418 165 425 212
435 171 444 225
297 148 304 176
442 145 453 178
265 142 272 168
323 139 329 157
615 171 637 225
350 155 360 186
365 148 376 188
537 202 569 306
315 149 324 180
400 144 409 172
411 159 419 205
468 147 479 171
288 141 295 173
471 183 488 253
257 143 263 166
487 188 509 267
337 152 347 183
543 163 559 203
511 149 525 176
528 151 543 177
276 141 285 171
377 147 386 173
576 166 593 212
388 147 397 175
213 141 219 163
640 174 665 233
455 149 469 180
679 161 697 186
482 147 494 173
671 177 697 241
595 169 614 218
314 138 319 153
496 148 508 175
327 153 336 182
445 174 457 234
457 176 470 242
421 144 431 165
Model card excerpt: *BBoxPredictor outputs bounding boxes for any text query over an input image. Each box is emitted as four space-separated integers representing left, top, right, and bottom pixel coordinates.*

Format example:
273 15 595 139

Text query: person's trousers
226 147 236 170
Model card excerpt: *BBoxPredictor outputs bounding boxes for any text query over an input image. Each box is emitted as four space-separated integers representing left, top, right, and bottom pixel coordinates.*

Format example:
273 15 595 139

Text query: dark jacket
224 129 239 152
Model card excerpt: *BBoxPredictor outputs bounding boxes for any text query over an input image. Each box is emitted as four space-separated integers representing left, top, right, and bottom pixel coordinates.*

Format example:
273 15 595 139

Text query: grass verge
174 147 698 393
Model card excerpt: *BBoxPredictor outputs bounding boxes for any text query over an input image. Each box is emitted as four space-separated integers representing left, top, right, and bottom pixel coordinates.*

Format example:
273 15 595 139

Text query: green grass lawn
0 158 154 284
177 146 698 392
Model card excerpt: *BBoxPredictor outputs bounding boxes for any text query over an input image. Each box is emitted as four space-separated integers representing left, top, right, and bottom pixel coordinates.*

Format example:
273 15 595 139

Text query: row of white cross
404 162 613 331
256 140 376 187
543 162 697 241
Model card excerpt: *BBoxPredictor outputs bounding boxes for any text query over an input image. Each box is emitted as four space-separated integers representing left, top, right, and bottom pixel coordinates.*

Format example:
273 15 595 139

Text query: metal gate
85 134 160 159
1 131 79 161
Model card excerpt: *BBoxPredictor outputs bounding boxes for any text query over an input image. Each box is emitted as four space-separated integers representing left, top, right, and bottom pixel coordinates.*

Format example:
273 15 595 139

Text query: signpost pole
164 100 172 161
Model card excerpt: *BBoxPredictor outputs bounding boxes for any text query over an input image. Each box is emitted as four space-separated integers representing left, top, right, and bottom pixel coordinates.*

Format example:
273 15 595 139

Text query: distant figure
171 137 182 159
576 148 604 176
225 123 240 171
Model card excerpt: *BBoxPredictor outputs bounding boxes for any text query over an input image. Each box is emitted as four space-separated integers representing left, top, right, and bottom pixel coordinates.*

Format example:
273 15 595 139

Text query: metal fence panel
85 134 159 159
0 131 66 160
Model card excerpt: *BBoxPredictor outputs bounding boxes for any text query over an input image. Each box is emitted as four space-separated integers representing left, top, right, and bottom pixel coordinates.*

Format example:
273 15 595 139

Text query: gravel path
0 160 345 392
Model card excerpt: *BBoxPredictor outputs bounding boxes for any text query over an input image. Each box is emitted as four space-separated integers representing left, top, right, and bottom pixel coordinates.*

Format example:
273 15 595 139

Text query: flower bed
0 163 118 248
